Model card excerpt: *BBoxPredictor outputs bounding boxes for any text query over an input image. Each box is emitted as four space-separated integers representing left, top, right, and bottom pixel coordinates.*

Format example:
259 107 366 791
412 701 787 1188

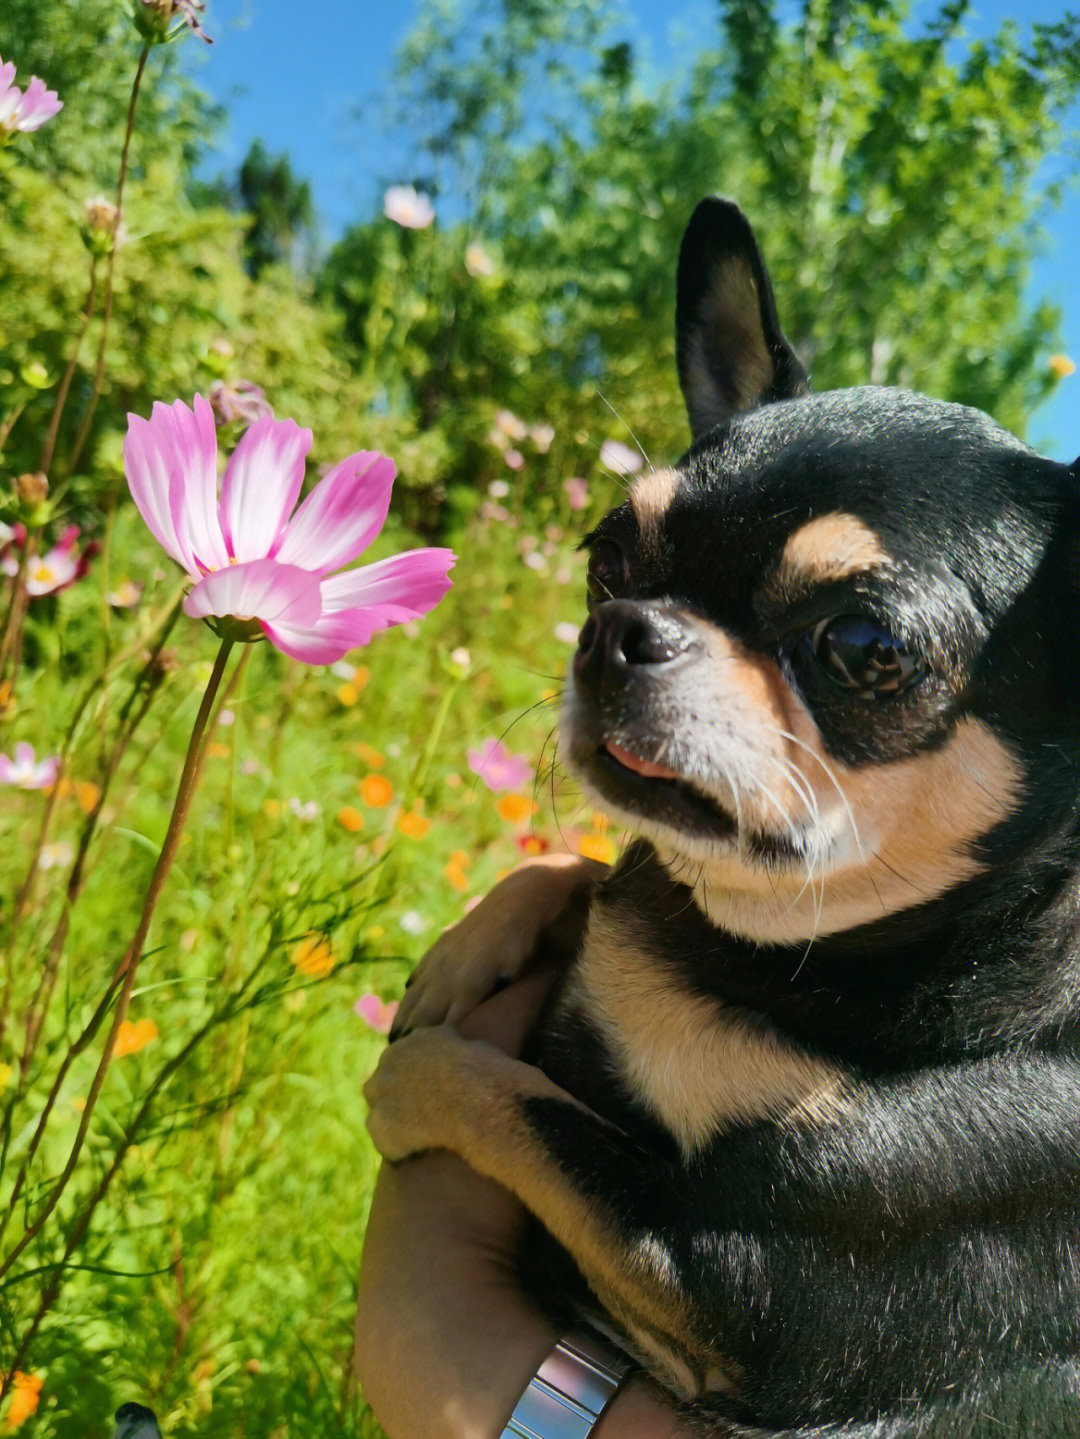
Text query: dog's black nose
574 600 689 694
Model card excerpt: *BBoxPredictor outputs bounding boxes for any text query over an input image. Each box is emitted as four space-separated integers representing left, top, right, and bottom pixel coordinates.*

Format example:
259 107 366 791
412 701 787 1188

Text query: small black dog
371 199 1080 1435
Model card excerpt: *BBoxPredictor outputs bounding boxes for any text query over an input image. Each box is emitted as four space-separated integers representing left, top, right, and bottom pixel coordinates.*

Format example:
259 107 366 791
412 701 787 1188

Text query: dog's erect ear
676 198 809 440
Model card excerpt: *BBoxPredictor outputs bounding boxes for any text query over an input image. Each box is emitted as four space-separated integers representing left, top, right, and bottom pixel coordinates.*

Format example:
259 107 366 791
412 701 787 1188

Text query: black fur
524 200 1080 1434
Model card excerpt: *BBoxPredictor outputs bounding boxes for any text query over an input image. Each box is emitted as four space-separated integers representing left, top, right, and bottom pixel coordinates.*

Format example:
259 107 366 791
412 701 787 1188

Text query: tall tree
233 140 315 278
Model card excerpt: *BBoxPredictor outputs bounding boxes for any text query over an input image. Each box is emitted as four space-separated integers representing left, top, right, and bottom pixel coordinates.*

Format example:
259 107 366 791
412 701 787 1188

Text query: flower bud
82 195 120 256
132 0 212 44
14 472 49 507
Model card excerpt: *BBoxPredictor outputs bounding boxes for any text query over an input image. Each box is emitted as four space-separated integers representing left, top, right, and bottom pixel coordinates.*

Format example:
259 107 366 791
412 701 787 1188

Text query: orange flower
495 793 537 824
398 810 431 839
577 833 616 865
74 779 101 813
444 859 469 891
291 933 335 979
516 833 549 856
1048 354 1076 380
4 1371 43 1429
449 849 472 869
113 1017 159 1058
336 805 365 833
353 741 384 768
359 773 394 807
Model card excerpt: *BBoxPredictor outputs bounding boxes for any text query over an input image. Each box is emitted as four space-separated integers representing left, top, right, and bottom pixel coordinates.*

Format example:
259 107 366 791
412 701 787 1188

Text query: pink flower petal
17 75 62 130
183 557 322 629
467 739 534 792
274 452 395 575
260 607 381 665
320 548 455 619
124 399 228 574
355 994 398 1033
219 415 312 563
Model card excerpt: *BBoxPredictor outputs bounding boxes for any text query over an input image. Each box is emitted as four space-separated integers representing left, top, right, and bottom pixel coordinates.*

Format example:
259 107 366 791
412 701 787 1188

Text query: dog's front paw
391 854 604 1040
364 1025 492 1163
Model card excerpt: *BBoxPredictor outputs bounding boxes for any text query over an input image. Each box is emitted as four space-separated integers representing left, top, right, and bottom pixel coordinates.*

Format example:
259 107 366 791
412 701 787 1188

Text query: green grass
0 483 617 1435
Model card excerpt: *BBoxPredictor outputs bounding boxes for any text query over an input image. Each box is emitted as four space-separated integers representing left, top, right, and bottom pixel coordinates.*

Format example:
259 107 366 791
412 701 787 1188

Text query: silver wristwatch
500 1333 633 1439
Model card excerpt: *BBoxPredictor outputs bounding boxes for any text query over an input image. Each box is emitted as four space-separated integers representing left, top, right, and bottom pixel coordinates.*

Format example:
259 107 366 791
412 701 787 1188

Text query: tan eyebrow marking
630 468 681 547
776 513 888 592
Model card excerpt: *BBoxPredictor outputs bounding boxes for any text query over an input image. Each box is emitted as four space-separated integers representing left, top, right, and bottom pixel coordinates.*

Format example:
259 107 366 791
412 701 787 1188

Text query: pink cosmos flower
563 477 589 511
0 57 63 136
599 439 643 476
355 994 399 1034
383 185 435 230
0 525 94 597
0 742 59 790
123 396 455 664
467 738 533 792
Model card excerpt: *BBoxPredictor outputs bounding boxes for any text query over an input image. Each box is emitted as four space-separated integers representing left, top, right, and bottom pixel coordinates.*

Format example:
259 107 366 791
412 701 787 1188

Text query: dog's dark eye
586 538 630 607
812 616 923 694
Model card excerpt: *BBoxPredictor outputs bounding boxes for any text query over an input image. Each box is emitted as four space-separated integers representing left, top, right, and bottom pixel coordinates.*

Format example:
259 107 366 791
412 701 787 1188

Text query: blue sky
190 0 1078 459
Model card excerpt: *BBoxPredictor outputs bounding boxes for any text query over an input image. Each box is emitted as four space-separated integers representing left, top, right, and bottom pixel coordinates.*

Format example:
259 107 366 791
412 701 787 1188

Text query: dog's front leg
364 1025 723 1399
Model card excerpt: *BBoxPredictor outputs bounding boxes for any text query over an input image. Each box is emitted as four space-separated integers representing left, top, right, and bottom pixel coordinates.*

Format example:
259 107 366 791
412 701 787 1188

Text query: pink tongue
605 742 681 781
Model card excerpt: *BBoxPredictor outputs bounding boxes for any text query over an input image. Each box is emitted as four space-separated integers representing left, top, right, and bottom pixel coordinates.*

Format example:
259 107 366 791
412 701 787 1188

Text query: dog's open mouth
596 740 737 840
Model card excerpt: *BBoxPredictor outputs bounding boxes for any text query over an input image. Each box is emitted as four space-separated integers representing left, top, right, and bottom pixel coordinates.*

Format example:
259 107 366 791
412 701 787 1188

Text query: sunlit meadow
0 10 629 1434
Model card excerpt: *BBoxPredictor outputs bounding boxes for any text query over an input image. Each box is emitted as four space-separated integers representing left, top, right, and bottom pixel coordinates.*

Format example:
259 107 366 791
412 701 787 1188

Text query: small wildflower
1048 354 1076 380
0 56 62 139
467 738 533 792
563 477 589 511
291 933 334 979
517 833 550 855
359 773 394 807
496 793 537 825
599 439 643 476
22 526 94 597
38 840 74 870
108 577 143 608
577 832 616 864
444 858 469 890
354 741 385 768
488 479 510 499
113 1017 159 1058
383 185 435 229
337 805 365 832
288 798 320 822
397 810 431 839
531 424 555 453
449 646 471 673
2 1371 43 1429
0 742 59 790
555 621 581 645
399 910 429 936
355 994 398 1033
493 410 527 442
504 448 525 471
464 241 494 277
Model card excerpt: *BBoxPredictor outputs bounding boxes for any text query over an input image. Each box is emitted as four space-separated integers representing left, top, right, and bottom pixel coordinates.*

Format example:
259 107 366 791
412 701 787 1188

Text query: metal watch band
500 1333 633 1439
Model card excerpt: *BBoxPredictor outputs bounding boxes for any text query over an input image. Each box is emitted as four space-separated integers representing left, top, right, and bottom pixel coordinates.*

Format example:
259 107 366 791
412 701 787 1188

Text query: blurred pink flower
599 439 643 476
563 477 589 511
208 379 273 427
383 185 435 229
0 742 59 790
0 57 62 137
467 738 533 792
504 448 525 471
123 396 455 664
1 525 95 597
355 994 399 1034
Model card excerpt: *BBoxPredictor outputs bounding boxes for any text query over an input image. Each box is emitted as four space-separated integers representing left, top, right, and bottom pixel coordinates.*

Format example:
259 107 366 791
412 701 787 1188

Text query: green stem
0 638 235 1274
64 44 150 478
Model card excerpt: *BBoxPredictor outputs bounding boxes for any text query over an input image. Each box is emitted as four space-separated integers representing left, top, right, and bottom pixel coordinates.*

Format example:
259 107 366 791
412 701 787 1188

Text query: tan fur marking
575 925 851 1155
776 513 889 593
629 468 681 549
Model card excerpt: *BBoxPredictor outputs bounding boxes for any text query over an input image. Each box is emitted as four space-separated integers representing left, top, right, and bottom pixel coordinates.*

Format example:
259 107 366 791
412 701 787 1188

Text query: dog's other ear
676 198 809 440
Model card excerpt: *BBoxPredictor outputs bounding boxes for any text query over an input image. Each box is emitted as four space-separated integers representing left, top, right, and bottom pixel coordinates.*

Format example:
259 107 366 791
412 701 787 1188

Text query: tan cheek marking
576 917 852 1156
629 468 681 548
776 512 889 592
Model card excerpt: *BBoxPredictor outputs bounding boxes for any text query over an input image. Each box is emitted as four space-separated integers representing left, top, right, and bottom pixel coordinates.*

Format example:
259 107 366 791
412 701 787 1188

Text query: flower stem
39 255 100 476
0 637 236 1274
64 44 150 479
